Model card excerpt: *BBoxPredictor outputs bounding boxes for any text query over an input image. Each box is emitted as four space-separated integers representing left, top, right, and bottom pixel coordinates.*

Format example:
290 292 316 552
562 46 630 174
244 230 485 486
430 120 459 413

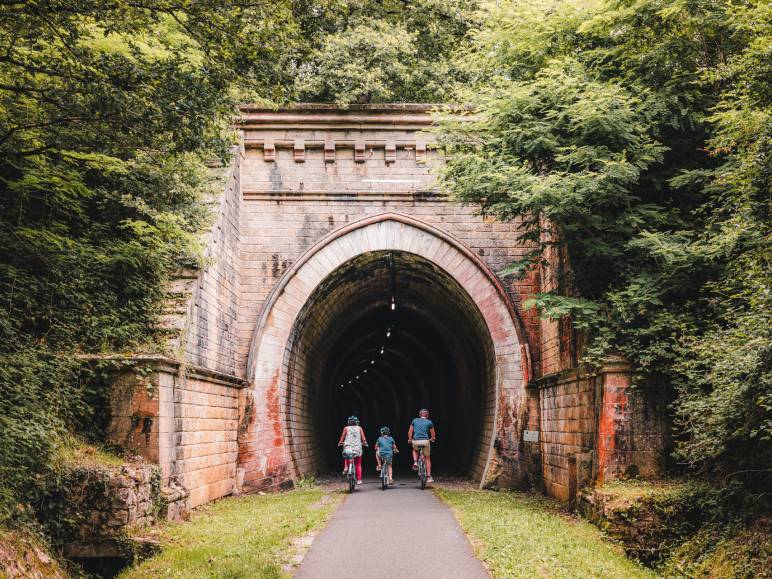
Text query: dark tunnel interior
283 251 497 482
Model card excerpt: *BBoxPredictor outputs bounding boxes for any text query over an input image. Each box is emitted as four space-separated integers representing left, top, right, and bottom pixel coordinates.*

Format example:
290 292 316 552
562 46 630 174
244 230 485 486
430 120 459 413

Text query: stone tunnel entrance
284 251 497 480
242 214 527 491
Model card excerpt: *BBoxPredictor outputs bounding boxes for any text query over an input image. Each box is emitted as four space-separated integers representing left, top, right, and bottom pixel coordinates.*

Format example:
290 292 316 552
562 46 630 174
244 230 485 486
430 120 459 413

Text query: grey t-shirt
411 417 434 440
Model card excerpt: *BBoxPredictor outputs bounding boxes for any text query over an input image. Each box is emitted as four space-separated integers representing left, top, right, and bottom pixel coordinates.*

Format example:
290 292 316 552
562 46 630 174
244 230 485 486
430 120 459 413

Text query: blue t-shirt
411 417 434 440
376 435 395 458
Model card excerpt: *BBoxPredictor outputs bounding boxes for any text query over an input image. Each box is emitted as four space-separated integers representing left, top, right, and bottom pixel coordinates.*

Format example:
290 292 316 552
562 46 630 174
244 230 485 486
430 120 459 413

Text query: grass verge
436 488 655 579
120 488 342 579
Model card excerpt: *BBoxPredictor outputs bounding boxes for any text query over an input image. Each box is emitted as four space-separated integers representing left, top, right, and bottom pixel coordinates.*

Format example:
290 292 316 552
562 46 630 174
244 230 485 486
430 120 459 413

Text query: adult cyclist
408 408 436 483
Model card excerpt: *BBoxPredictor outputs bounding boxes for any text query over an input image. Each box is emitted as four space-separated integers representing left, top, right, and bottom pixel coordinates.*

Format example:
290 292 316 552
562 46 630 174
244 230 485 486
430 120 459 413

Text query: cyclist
338 415 368 485
408 408 436 483
375 426 399 485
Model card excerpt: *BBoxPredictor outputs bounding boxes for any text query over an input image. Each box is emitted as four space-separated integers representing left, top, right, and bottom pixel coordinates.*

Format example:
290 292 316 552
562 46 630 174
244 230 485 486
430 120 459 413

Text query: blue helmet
380 426 391 435
347 415 359 425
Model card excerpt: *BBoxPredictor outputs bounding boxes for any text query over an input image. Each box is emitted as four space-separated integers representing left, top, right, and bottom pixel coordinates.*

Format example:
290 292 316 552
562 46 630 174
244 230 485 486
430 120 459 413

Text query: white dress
343 426 363 457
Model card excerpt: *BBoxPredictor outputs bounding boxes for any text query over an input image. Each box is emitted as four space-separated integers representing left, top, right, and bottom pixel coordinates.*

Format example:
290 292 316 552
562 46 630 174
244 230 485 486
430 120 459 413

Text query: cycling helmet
347 415 359 425
380 426 391 435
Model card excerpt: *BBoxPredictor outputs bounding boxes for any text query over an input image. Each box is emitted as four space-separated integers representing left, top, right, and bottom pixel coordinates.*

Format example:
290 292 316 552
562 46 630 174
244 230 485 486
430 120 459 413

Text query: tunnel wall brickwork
235 182 542 382
103 356 245 510
536 373 597 502
240 215 525 491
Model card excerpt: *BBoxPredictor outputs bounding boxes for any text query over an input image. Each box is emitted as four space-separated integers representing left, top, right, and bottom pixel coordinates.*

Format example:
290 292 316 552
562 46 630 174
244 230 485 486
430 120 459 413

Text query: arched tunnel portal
243 214 527 489
285 250 496 480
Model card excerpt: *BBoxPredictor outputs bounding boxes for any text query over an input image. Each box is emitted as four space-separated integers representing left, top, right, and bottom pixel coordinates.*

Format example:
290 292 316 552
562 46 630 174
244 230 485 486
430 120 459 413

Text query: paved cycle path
295 478 489 579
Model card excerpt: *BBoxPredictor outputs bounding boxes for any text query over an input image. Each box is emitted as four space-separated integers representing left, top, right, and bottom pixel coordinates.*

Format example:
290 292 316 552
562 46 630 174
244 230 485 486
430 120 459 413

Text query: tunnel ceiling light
380 347 384 354
356 375 360 379
390 296 396 311
370 360 375 364
386 329 391 338
363 369 368 374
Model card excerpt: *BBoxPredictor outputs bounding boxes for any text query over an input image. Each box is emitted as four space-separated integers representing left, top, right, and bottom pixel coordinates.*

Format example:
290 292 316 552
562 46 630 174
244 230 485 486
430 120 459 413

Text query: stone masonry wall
54 461 160 553
538 371 597 502
171 370 242 507
104 356 244 509
180 152 243 376
236 146 540 381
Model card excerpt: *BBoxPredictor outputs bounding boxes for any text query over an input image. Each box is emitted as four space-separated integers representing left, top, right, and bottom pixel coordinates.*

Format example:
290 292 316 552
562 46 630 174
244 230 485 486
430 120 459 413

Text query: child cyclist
338 415 368 485
374 427 399 484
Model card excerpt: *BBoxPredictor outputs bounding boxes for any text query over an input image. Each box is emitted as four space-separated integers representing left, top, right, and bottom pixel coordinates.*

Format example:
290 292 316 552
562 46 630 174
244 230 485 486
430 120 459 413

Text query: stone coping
238 102 472 130
239 102 446 113
529 357 632 389
528 368 594 389
77 354 248 389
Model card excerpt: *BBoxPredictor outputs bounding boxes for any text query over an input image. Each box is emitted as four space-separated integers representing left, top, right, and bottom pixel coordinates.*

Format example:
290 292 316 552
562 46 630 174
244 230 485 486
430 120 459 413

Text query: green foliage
658 520 772 579
0 0 299 527
587 479 770 571
296 20 420 105
294 0 479 104
0 0 476 534
438 0 771 482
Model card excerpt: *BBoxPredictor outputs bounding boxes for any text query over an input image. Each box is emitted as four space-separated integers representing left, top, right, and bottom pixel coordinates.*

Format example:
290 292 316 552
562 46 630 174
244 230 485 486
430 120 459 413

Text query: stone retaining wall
533 359 667 504
103 356 245 509
51 461 160 557
537 371 597 502
162 151 244 377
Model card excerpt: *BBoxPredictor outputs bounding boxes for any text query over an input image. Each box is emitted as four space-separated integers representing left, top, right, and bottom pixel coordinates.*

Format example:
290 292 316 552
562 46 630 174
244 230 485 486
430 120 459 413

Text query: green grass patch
51 435 125 471
436 489 655 579
119 489 341 579
658 521 771 579
597 479 688 504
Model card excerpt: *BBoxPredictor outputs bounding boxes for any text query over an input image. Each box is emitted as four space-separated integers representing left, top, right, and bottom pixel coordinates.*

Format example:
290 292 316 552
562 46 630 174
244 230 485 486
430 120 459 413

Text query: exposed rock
579 480 686 563
0 530 66 579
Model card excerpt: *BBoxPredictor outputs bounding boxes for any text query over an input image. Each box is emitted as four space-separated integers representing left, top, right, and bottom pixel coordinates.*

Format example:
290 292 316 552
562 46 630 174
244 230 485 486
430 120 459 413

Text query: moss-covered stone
0 528 66 578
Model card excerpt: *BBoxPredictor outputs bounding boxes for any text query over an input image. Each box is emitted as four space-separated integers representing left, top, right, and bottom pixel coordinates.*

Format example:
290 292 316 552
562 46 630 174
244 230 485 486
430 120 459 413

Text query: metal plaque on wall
523 430 539 442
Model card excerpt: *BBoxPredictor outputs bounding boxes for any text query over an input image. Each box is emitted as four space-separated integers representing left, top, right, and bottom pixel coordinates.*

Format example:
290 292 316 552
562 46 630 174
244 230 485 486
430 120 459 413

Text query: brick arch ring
239 212 531 491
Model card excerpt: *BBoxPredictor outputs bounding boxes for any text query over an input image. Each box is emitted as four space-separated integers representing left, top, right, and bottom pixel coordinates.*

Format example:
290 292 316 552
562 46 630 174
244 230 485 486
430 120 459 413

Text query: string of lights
340 253 397 390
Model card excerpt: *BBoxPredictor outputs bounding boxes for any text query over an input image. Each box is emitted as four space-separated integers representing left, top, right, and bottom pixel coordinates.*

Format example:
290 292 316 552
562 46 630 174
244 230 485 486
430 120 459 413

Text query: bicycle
341 448 357 493
381 457 390 490
415 445 428 489
379 450 398 490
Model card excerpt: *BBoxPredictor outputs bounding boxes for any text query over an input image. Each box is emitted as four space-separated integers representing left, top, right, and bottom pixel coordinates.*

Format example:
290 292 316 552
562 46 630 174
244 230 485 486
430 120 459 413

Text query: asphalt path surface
295 476 489 579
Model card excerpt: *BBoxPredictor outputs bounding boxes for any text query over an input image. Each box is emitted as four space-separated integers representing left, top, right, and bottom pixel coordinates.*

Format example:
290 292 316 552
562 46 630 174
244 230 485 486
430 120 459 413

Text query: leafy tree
295 0 479 104
438 0 771 481
0 0 300 526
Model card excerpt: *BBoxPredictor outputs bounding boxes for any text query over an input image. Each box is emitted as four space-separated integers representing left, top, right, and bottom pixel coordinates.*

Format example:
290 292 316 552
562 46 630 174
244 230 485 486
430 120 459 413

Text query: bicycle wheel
418 459 427 489
349 474 355 493
382 471 388 490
